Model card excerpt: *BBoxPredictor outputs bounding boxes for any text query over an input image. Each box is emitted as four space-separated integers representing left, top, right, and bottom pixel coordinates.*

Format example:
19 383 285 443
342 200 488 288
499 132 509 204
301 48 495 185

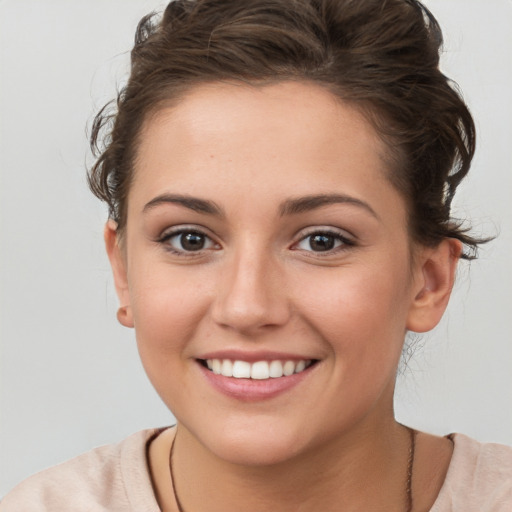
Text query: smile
203 359 315 380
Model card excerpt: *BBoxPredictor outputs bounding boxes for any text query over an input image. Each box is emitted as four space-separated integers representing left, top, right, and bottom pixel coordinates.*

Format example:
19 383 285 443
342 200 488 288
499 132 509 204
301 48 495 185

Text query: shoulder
431 434 512 512
0 429 164 512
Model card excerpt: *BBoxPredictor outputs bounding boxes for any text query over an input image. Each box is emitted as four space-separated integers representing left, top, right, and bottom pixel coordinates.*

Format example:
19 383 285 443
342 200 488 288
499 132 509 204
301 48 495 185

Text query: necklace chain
169 427 416 512
406 427 416 512
169 433 185 512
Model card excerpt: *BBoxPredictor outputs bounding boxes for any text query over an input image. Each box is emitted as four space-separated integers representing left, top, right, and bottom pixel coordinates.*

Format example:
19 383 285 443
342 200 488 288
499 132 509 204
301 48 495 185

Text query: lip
197 349 315 363
197 358 318 402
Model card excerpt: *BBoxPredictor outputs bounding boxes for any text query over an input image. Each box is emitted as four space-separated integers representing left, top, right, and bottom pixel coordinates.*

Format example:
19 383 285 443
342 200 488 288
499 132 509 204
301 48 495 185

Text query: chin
183 414 314 467
212 434 306 467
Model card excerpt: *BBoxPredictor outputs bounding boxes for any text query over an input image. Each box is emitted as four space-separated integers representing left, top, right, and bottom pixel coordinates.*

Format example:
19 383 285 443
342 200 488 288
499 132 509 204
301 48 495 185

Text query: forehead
130 81 406 231
135 81 389 185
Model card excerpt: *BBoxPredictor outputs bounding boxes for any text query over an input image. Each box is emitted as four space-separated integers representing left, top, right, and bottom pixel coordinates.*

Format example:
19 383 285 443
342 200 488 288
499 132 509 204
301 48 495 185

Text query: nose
211 247 291 336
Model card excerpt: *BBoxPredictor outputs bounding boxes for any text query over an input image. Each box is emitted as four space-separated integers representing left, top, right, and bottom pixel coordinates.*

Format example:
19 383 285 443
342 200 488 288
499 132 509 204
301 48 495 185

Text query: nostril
210 260 290 333
211 294 291 334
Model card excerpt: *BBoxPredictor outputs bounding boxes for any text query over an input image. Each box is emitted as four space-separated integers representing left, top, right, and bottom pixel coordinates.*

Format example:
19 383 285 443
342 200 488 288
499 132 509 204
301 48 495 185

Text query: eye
160 229 218 253
294 230 352 253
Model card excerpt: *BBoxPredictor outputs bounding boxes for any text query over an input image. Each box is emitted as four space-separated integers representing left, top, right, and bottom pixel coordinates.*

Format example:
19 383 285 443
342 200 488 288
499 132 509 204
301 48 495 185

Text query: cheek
128 266 216 412
128 262 214 362
292 259 412 362
289 262 413 425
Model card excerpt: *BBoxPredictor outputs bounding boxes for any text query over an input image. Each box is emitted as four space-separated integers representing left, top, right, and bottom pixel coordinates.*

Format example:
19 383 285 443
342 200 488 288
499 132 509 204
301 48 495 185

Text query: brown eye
163 229 217 253
308 234 336 251
180 232 206 251
295 230 352 253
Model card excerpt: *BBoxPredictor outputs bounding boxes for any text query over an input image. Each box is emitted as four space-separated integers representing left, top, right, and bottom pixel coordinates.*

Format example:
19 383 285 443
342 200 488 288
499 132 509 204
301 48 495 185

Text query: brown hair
89 0 487 258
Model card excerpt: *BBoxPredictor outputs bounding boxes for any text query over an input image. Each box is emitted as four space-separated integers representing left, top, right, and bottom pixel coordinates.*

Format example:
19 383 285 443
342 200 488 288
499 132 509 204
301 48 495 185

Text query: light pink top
1 429 511 511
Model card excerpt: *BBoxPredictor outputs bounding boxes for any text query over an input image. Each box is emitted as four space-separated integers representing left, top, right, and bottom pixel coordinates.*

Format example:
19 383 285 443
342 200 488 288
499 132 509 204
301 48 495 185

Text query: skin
106 81 460 511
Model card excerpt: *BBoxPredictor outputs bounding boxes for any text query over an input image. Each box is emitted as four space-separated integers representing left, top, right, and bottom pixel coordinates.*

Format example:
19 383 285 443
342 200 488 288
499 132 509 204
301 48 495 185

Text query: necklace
406 427 417 512
169 434 185 512
169 427 417 512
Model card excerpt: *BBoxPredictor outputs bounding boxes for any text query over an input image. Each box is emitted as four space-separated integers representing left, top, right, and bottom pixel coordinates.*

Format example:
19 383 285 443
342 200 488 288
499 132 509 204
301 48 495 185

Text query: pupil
310 234 334 251
181 233 204 251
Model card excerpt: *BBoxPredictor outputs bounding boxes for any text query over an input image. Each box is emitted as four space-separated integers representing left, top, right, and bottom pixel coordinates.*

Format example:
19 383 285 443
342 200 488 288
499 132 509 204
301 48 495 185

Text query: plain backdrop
1 0 511 497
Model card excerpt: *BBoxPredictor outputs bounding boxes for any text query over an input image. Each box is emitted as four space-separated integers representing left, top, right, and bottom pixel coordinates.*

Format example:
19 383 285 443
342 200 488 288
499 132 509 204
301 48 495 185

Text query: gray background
1 0 511 496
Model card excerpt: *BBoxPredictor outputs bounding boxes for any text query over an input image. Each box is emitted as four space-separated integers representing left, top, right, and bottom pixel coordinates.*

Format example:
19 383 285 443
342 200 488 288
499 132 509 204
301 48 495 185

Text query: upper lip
197 349 318 363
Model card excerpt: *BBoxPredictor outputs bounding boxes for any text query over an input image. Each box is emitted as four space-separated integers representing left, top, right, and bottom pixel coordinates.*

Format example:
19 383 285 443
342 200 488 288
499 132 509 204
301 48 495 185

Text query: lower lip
198 362 316 402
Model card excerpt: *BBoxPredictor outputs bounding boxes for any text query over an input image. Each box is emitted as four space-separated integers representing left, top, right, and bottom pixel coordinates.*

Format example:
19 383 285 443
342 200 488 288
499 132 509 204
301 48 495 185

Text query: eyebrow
142 192 378 219
143 194 224 216
279 194 379 219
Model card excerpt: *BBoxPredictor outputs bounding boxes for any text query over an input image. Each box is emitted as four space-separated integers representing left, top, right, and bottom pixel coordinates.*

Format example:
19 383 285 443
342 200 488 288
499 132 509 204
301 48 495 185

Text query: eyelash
156 227 355 256
157 227 219 256
292 229 355 255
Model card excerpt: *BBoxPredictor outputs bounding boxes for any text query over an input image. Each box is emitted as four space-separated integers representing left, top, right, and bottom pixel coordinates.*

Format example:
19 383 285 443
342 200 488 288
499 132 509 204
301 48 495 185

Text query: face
107 81 454 465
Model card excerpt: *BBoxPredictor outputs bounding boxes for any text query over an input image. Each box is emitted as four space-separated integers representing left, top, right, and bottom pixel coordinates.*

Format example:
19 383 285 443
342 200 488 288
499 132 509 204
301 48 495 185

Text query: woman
2 0 511 510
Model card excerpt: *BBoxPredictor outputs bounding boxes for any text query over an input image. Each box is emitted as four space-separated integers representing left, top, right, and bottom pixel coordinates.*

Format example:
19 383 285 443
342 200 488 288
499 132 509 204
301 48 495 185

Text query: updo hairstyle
89 0 486 258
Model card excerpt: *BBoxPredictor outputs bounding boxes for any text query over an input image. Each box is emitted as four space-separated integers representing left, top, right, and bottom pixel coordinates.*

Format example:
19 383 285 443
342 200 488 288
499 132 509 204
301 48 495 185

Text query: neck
170 417 412 512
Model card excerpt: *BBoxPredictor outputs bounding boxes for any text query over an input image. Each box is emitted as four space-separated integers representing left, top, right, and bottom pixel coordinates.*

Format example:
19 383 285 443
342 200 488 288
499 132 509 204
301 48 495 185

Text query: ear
104 220 134 328
406 238 462 333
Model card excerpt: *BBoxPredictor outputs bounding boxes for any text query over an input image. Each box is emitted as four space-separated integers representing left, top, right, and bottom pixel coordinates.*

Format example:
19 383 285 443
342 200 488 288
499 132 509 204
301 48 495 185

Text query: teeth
204 358 312 380
295 360 306 373
251 361 270 380
283 360 295 376
212 359 221 374
221 359 233 377
232 360 251 378
269 360 284 378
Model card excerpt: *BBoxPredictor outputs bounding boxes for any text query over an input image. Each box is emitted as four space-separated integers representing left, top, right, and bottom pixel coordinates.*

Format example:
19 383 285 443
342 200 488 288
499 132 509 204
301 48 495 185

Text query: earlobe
406 239 462 333
116 305 133 328
104 220 134 328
